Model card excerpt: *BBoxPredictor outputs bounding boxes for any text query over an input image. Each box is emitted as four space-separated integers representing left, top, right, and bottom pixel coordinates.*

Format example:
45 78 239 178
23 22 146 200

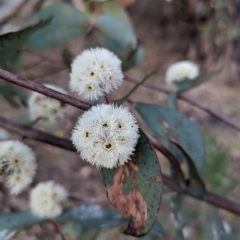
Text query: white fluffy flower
69 48 123 101
30 181 68 218
0 140 37 194
28 84 68 126
71 104 139 169
165 60 199 85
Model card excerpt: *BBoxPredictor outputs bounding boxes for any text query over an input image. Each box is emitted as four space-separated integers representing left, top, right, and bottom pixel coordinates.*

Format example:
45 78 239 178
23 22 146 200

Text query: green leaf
93 14 142 70
117 71 156 106
135 103 206 172
0 18 51 70
206 207 228 240
149 221 164 237
167 92 178 110
0 83 28 108
135 103 205 196
175 71 219 93
203 134 233 195
0 211 44 239
60 204 126 228
171 194 184 240
181 147 205 196
26 3 89 50
102 1 133 27
102 130 162 237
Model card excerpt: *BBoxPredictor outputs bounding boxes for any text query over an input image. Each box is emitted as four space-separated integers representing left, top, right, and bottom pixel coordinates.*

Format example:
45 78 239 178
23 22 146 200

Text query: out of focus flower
69 48 123 101
0 140 37 194
71 104 139 168
28 84 68 126
165 60 199 85
30 181 68 218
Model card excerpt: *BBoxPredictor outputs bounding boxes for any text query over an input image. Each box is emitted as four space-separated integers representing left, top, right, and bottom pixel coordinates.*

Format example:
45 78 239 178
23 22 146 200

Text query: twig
27 117 42 127
124 75 240 132
0 116 240 216
104 96 110 104
0 68 91 111
162 174 240 215
0 116 75 151
147 134 186 190
49 220 67 240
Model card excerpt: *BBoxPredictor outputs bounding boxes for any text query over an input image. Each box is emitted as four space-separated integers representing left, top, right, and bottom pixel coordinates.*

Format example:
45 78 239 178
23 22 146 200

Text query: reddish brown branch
0 116 240 216
163 174 240 215
49 221 67 240
0 116 75 151
0 68 91 111
124 75 240 132
147 134 186 190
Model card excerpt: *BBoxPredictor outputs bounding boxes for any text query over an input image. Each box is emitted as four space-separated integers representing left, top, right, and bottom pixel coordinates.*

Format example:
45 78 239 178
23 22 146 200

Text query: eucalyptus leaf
0 18 51 70
102 130 162 237
93 14 142 70
102 1 133 28
60 204 125 229
135 103 206 172
0 211 44 239
136 103 205 196
149 221 164 236
206 207 228 240
0 229 16 240
171 194 186 240
167 92 178 110
27 3 89 49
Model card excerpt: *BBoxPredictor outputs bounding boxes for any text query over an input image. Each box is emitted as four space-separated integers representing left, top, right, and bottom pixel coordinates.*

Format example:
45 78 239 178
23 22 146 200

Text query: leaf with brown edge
102 130 162 237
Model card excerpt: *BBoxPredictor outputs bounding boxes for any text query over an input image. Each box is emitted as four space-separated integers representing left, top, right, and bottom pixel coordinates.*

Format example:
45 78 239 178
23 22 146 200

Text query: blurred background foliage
0 0 240 239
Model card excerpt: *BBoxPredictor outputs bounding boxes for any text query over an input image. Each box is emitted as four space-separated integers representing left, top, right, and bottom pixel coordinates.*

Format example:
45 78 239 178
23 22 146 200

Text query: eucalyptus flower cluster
166 60 199 85
30 181 68 218
0 141 37 194
71 104 139 169
69 48 123 101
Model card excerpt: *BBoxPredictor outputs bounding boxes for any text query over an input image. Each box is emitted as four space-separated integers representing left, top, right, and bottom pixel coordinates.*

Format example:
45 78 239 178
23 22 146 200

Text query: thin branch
49 221 67 240
0 68 91 111
0 116 240 216
162 174 240 216
147 134 186 190
0 116 75 151
124 75 240 132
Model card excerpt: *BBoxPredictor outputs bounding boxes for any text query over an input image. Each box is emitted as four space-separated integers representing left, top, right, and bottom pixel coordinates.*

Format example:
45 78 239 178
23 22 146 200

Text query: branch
0 68 91 111
49 221 67 240
0 116 240 216
147 134 186 190
0 116 75 151
163 174 240 215
124 75 240 132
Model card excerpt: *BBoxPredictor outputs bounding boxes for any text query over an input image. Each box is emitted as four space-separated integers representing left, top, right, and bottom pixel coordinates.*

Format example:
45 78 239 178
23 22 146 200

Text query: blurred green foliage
203 134 234 195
